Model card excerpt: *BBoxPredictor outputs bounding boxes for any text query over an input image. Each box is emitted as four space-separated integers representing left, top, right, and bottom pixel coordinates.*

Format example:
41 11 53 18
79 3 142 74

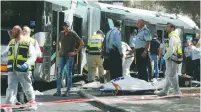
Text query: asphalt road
1 78 200 112
1 78 102 112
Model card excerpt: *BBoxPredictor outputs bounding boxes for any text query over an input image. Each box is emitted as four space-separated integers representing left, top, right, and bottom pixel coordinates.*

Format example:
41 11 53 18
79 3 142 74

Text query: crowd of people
1 19 200 111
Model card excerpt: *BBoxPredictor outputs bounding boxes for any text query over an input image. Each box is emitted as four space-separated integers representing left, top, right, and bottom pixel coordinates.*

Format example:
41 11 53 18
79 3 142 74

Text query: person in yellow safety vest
1 26 37 111
15 26 42 105
86 30 104 83
154 23 183 96
23 26 42 58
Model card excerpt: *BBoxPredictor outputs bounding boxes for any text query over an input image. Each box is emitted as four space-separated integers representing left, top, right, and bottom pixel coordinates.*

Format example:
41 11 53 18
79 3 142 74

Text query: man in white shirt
1 26 37 111
122 42 134 77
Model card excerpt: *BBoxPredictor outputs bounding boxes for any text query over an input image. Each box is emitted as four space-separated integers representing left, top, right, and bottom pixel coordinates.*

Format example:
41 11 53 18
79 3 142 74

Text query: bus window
157 30 163 42
108 18 114 29
1 30 11 45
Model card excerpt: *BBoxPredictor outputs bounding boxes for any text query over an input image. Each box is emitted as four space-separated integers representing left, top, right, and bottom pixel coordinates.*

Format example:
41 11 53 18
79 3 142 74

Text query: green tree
157 1 200 27
123 1 200 28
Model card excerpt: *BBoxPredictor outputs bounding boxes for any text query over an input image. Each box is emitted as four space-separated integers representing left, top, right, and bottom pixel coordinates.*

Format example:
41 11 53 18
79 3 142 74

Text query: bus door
72 15 83 75
156 24 166 42
43 10 64 82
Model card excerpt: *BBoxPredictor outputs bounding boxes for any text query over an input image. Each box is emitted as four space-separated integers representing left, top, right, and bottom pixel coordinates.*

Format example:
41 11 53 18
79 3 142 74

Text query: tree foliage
123 1 200 28
157 1 200 26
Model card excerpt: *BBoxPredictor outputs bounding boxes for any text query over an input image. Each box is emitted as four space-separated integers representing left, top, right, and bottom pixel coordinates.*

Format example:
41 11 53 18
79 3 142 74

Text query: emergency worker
53 21 84 97
155 23 183 96
1 26 37 111
16 26 42 105
129 19 151 82
86 30 104 83
122 42 134 77
105 20 123 80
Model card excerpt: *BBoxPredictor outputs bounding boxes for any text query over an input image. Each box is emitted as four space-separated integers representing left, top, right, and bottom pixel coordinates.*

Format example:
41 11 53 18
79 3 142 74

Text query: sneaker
3 108 12 112
25 100 37 111
62 91 69 97
53 91 61 96
173 90 182 95
15 101 22 105
154 90 167 96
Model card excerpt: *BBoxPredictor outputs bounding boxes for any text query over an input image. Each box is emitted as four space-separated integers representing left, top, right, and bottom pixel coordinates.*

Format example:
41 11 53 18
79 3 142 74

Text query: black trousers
192 59 200 81
186 57 193 76
109 48 122 80
136 48 149 81
147 54 152 80
17 72 34 104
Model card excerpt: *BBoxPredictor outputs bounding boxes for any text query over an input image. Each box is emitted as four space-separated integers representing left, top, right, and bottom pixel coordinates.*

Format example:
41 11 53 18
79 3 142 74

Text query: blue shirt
134 26 151 49
105 27 123 53
129 36 136 48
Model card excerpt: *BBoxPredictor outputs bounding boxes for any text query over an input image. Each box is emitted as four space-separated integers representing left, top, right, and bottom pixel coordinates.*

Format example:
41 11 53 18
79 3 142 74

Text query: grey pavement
1 87 102 112
78 89 201 112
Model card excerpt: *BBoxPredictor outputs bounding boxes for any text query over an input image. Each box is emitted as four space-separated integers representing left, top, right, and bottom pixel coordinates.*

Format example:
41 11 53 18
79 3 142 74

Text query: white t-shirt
191 45 200 60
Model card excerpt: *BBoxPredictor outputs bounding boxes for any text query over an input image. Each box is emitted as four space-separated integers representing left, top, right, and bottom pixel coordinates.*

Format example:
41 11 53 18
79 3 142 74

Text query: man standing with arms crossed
53 21 84 97
1 26 37 111
129 19 151 81
155 23 182 96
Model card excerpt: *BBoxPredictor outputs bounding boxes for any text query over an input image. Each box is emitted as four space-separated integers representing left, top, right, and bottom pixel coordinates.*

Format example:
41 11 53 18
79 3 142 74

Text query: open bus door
122 19 137 43
72 15 83 75
156 24 166 42
42 10 64 82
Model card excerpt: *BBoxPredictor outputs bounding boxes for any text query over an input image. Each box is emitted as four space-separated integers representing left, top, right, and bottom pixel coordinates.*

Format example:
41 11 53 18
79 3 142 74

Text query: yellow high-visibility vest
87 34 102 55
165 31 182 55
7 39 31 72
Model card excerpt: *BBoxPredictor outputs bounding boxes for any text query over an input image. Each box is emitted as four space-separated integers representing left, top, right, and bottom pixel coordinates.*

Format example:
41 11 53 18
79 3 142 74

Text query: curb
77 90 129 112
180 87 200 94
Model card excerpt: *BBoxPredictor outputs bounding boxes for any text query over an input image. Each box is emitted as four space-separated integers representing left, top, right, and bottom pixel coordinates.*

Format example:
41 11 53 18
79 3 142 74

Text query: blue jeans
56 56 74 92
151 54 159 78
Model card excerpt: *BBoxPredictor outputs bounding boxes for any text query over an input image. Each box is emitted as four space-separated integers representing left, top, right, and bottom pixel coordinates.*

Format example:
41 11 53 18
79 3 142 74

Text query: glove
160 58 165 64
20 63 28 71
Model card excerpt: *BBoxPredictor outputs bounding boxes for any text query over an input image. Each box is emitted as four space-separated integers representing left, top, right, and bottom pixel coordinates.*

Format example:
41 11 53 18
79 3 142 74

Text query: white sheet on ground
81 77 167 92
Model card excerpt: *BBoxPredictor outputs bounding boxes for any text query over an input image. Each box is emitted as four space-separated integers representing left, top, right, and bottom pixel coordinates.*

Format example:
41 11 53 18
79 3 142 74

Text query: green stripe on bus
51 52 56 61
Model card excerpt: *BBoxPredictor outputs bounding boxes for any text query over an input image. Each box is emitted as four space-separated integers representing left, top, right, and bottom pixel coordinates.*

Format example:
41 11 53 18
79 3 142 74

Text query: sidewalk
78 87 200 112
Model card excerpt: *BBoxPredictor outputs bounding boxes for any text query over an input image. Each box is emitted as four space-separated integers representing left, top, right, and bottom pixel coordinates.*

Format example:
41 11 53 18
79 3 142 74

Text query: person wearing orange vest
155 23 183 96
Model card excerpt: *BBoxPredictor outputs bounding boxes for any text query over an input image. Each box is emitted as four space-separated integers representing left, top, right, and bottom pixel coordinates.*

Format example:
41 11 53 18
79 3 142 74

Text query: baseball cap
63 21 70 27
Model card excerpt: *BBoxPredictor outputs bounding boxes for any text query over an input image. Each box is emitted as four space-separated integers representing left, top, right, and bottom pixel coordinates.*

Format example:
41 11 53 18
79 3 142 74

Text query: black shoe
53 91 61 96
62 92 69 97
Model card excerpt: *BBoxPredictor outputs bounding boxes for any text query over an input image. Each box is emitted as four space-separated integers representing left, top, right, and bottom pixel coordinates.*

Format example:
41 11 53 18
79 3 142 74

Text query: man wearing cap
86 30 104 83
53 21 84 97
